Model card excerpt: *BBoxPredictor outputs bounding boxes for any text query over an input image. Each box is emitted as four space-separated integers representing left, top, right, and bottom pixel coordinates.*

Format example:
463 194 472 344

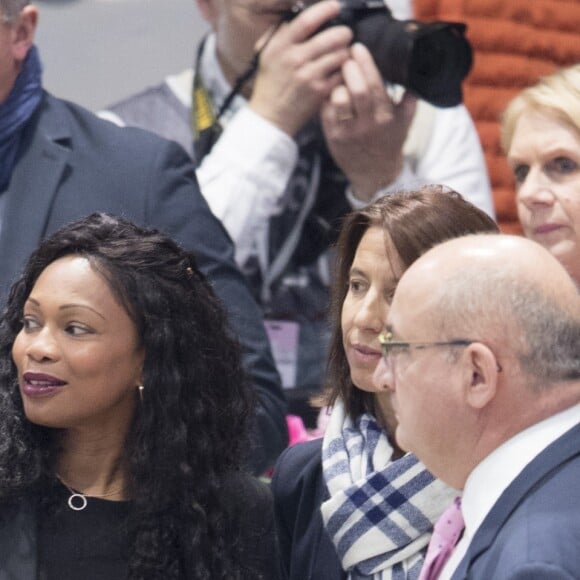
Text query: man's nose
373 356 394 392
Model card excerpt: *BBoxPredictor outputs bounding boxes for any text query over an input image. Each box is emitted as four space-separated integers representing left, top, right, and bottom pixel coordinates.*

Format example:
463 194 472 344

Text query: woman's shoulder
0 497 36 576
0 495 34 521
217 472 275 546
271 439 324 502
219 471 273 514
218 472 280 579
275 439 323 477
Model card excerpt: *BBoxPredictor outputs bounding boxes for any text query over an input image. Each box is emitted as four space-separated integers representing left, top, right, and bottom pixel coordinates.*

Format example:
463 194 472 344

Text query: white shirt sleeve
411 105 494 217
196 107 299 266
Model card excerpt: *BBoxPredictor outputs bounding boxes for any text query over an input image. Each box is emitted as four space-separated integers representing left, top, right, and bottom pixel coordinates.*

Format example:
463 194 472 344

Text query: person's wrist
249 100 301 137
349 158 403 202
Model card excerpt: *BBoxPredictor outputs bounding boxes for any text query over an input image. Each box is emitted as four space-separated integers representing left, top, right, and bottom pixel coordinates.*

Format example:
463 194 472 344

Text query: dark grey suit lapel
452 421 580 579
0 93 71 302
0 500 37 579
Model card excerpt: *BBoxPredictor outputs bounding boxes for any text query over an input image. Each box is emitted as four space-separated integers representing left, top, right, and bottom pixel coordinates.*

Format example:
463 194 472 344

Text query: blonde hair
501 64 580 153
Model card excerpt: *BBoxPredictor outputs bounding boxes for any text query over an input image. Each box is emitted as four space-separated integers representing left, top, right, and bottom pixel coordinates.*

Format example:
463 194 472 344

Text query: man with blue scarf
0 0 288 475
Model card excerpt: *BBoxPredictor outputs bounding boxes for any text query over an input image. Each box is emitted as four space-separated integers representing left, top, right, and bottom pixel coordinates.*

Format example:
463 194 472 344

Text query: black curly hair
0 213 254 579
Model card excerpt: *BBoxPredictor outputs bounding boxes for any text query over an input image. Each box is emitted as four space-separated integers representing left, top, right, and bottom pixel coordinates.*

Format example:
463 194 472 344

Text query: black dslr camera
284 0 473 107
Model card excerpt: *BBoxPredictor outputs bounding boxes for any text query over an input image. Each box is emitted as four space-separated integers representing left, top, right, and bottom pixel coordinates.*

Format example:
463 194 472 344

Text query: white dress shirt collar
198 33 247 124
166 33 247 122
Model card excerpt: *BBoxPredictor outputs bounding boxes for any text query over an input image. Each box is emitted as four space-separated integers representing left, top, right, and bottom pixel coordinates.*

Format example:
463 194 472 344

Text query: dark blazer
0 474 279 579
272 439 345 580
0 92 287 474
452 421 580 579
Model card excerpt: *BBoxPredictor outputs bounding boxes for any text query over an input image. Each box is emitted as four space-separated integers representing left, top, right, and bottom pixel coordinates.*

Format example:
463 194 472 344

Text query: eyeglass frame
378 331 503 372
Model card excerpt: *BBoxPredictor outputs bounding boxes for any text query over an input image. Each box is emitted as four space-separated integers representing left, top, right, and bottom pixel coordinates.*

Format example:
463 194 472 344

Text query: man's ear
463 342 499 410
10 6 38 62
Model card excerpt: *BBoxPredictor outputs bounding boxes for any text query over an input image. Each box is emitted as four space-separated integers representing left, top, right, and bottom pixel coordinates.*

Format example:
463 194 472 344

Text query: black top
0 472 279 580
37 483 130 580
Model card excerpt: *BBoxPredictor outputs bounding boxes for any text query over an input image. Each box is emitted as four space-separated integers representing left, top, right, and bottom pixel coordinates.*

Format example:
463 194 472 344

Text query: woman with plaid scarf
272 186 499 580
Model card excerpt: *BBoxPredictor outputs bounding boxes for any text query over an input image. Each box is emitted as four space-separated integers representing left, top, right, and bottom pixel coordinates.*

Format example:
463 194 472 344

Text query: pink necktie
419 497 464 580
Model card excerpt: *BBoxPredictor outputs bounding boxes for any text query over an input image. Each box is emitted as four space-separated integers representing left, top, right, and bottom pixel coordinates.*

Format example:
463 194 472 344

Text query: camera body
285 0 473 107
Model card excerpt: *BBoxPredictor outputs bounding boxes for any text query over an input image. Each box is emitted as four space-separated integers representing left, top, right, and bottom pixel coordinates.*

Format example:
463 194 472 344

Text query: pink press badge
264 320 300 389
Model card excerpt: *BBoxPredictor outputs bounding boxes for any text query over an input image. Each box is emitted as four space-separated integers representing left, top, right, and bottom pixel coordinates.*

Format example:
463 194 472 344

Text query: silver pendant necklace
57 477 125 511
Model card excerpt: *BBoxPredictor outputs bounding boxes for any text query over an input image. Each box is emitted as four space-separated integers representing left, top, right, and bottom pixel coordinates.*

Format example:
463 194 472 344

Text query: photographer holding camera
103 0 494 423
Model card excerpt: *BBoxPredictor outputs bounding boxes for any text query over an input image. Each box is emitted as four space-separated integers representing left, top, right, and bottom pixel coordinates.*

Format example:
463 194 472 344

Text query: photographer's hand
321 43 417 202
249 0 353 137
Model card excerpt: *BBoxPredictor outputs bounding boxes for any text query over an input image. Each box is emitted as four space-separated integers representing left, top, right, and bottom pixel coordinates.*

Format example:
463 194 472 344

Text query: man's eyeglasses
378 331 474 360
378 331 503 371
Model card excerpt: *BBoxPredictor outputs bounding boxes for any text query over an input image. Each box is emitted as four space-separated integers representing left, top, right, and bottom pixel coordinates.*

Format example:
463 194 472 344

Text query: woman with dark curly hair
272 186 499 580
0 213 278 579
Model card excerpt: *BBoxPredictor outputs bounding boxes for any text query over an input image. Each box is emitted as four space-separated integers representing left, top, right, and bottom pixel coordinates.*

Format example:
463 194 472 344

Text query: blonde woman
502 64 580 288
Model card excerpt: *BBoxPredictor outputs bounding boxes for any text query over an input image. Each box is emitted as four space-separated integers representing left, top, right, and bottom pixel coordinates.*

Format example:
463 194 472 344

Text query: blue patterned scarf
321 401 457 580
0 45 43 191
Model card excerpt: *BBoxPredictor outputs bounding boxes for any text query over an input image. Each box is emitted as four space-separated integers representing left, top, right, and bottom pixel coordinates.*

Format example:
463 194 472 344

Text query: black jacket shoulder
272 440 345 580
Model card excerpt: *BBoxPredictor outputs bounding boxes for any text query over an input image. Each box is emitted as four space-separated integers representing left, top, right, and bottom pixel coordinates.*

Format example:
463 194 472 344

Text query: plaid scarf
321 401 456 580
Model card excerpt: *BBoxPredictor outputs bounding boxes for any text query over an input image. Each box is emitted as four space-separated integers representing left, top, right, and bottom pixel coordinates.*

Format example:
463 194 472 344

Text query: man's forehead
397 266 433 304
387 276 438 337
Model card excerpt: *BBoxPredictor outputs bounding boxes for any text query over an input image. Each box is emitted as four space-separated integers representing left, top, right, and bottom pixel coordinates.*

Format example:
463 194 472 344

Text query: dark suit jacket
452 421 580 579
0 92 287 474
272 439 345 580
0 473 280 579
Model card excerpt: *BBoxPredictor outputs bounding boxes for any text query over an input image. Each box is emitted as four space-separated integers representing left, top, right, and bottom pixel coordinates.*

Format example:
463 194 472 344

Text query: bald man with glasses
374 234 580 580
